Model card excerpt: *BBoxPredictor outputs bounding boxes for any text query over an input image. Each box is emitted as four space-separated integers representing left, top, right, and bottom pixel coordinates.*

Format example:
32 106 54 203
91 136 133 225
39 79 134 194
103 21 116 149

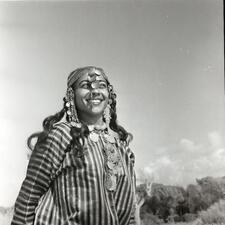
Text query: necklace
87 123 107 132
101 135 122 192
85 122 122 191
86 122 107 142
89 132 99 142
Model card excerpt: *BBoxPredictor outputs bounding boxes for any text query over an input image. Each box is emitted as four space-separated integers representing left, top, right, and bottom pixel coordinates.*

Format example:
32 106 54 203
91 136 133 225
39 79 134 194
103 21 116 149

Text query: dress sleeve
11 124 70 225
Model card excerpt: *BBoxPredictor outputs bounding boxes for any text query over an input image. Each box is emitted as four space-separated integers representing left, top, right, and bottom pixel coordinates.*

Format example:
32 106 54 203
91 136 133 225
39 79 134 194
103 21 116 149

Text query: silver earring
65 87 81 127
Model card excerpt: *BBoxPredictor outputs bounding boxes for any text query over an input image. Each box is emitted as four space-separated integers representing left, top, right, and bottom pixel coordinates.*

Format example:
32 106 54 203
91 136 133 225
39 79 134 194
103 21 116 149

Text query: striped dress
11 122 136 225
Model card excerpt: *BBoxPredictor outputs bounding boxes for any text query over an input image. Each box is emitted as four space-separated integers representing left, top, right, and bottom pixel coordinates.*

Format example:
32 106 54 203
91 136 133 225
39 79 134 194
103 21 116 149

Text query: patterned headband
67 66 109 88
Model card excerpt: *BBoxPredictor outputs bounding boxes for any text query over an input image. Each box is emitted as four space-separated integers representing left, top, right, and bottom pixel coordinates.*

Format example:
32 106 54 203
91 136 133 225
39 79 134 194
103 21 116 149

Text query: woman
11 66 136 225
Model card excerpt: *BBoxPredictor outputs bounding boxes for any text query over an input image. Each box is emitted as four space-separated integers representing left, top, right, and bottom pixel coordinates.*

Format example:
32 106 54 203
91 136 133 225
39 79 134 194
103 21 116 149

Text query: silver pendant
105 174 117 191
107 161 115 170
103 133 115 143
89 132 99 142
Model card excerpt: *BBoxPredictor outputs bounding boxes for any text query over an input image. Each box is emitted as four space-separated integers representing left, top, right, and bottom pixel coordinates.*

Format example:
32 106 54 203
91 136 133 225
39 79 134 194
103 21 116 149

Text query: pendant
89 132 99 142
105 174 117 191
103 133 115 143
107 161 115 170
105 142 114 152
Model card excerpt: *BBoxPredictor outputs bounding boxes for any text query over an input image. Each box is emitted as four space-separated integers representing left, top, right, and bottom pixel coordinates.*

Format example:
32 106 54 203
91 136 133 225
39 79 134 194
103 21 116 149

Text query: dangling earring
104 104 111 131
65 87 81 127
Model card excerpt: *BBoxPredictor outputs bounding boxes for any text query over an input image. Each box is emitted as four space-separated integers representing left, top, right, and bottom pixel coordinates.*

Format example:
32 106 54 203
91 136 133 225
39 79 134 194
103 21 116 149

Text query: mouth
86 98 104 105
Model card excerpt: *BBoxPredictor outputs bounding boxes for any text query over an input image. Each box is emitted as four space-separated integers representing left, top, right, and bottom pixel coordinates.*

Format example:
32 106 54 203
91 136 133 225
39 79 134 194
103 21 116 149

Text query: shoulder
109 129 133 146
53 121 71 135
31 122 73 169
115 132 135 160
46 121 72 148
118 133 133 149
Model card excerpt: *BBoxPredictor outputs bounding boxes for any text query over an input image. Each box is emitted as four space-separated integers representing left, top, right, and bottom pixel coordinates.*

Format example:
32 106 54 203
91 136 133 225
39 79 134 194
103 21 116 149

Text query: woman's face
73 71 109 119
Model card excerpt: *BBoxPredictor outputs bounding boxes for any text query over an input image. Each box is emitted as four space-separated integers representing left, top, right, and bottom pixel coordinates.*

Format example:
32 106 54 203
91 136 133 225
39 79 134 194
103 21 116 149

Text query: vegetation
138 176 225 224
198 199 225 224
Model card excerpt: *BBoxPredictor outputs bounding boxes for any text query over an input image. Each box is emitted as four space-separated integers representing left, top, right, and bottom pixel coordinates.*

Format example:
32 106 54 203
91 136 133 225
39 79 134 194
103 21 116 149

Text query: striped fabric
11 122 136 225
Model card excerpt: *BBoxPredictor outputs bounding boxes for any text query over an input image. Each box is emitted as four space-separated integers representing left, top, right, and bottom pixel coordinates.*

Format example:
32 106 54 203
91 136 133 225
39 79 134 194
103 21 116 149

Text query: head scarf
67 66 109 88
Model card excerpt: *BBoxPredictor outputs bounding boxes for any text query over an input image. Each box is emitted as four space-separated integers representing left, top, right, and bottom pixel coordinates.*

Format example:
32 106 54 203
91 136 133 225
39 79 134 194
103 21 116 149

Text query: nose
90 89 100 98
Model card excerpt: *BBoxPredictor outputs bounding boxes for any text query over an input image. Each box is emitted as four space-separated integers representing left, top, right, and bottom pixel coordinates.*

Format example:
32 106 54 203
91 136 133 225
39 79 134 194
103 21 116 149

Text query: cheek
74 90 88 108
75 89 88 100
102 90 109 100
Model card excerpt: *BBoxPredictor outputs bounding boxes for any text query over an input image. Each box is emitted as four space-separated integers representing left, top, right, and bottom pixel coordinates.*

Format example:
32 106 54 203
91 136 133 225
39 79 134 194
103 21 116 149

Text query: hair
108 83 132 143
27 68 132 156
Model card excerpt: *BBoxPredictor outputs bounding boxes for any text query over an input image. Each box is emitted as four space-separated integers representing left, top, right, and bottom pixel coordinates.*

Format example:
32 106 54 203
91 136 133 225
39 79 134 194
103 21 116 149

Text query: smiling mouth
86 98 103 105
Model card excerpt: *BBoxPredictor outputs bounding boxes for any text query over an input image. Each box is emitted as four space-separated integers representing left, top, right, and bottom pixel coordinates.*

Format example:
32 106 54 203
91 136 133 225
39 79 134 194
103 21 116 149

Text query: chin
89 107 105 115
86 102 107 115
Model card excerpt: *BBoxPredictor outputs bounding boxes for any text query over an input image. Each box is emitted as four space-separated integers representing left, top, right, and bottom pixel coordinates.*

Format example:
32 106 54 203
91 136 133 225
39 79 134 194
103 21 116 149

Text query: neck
78 113 104 126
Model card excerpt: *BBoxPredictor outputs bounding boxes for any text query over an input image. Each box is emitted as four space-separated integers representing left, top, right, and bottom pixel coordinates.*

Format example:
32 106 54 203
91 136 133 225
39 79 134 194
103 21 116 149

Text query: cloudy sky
0 0 224 207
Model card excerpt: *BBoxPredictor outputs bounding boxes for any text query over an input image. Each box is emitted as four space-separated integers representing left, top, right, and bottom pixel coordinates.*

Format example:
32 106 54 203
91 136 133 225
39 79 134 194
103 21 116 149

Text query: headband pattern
67 66 108 88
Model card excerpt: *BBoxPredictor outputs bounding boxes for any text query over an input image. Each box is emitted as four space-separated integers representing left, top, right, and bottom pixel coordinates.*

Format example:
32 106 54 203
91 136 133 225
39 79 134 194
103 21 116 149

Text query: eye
79 81 89 89
98 81 107 89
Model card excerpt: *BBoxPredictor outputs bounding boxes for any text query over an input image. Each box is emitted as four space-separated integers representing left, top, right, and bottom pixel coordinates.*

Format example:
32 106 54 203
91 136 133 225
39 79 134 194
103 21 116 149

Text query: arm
11 124 70 225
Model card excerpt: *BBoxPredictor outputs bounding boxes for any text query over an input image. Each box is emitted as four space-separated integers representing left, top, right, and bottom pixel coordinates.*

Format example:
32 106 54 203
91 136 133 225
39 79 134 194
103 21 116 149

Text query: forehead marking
87 71 101 82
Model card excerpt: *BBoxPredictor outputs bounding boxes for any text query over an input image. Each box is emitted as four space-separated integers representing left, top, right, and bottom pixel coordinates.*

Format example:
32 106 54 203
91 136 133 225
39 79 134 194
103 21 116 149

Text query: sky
0 0 224 207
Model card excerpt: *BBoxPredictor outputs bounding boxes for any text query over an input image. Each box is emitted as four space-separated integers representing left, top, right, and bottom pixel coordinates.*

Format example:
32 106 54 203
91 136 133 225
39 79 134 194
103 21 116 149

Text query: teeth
89 99 101 104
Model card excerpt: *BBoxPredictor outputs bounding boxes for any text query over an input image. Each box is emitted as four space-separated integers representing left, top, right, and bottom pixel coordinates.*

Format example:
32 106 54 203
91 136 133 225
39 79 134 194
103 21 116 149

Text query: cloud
208 131 223 148
137 132 225 187
180 138 201 152
212 148 225 158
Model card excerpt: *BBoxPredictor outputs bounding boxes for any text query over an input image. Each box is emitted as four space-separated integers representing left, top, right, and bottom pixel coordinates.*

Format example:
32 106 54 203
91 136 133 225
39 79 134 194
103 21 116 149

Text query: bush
141 213 163 225
198 199 225 224
166 222 198 225
183 213 198 222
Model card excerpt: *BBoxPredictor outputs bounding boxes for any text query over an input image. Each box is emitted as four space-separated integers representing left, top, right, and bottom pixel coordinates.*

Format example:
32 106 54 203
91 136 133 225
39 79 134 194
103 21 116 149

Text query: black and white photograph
0 0 224 224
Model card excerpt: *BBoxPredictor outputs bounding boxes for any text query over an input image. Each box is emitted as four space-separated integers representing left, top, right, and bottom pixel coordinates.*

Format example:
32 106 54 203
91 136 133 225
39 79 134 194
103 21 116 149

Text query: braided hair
107 84 132 143
27 103 66 151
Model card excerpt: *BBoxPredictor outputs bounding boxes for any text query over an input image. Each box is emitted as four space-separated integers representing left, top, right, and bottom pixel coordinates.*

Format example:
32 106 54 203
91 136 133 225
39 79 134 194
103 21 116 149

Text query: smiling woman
11 66 136 225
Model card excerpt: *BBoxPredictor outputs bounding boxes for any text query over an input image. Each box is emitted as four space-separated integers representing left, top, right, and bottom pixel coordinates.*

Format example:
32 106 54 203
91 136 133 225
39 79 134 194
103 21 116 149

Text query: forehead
76 70 107 84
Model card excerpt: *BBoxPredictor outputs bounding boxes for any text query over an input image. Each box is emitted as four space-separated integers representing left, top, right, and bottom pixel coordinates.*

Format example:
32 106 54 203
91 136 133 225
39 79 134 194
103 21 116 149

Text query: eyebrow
79 80 88 84
79 79 107 84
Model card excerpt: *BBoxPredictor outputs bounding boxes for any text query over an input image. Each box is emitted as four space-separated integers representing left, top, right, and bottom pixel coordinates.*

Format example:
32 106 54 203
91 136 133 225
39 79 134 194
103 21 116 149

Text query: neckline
87 122 107 132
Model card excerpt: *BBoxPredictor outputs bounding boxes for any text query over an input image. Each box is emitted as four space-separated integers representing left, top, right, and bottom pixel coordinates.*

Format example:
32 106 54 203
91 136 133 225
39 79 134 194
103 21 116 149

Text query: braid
63 94 90 157
27 107 66 151
108 85 133 144
68 123 89 157
27 105 89 158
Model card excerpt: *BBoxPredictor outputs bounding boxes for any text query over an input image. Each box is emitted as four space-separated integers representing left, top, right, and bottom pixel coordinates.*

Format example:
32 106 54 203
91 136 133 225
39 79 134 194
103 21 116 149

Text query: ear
108 99 113 105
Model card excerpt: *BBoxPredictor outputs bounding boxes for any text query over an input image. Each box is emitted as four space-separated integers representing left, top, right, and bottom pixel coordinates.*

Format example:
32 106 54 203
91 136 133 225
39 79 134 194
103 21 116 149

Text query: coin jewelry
89 132 99 142
103 104 111 132
101 134 122 192
87 122 122 191
65 87 81 128
88 123 107 142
